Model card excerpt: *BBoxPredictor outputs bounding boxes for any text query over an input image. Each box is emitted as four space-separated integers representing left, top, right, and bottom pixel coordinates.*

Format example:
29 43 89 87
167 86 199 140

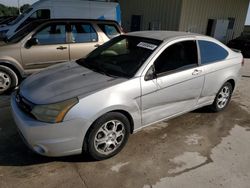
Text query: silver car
11 31 243 160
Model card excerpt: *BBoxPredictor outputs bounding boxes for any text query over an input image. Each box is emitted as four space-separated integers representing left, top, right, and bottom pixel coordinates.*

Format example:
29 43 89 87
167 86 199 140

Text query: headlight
31 98 78 123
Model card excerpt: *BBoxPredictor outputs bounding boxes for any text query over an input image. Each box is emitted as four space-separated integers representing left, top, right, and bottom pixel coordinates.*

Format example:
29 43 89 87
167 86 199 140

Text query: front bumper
11 93 89 157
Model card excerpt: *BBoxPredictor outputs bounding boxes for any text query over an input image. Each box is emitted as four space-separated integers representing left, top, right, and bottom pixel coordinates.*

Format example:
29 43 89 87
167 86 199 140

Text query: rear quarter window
198 40 229 64
98 23 121 39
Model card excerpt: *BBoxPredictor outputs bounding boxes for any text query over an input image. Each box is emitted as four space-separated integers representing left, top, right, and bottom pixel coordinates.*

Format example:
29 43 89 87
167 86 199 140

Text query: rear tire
86 112 130 160
210 82 233 112
0 65 18 94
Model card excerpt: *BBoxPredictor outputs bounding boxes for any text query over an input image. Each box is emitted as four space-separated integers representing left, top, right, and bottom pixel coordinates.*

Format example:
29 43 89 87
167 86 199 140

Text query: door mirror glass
26 37 38 48
145 65 157 81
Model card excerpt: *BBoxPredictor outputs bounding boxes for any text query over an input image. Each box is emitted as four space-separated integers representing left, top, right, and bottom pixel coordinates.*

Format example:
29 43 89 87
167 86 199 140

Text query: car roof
126 31 203 41
29 18 120 25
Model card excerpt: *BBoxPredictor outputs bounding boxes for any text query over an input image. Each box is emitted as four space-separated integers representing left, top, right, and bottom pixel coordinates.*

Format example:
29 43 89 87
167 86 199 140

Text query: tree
0 4 18 17
20 4 31 13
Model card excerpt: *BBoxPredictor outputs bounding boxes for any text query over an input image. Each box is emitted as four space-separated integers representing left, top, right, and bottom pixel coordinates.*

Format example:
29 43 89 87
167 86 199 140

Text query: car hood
20 61 127 104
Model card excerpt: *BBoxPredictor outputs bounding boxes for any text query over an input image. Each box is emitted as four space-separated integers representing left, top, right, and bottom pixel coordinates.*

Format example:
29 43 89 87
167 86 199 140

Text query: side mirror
26 38 38 48
144 65 157 81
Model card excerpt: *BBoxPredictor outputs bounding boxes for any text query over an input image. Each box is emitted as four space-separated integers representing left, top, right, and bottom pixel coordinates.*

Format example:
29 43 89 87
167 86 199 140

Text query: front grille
15 91 35 116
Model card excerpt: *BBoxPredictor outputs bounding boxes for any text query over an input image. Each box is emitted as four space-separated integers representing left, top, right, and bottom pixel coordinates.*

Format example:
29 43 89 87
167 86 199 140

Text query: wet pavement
0 61 250 188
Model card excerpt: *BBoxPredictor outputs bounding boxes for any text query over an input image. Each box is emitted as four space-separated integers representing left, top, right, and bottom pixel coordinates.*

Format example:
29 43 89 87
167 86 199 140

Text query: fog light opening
33 145 46 155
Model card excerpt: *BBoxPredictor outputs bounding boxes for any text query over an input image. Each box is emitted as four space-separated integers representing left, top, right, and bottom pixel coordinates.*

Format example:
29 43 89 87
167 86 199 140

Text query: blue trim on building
116 4 121 25
98 15 105 20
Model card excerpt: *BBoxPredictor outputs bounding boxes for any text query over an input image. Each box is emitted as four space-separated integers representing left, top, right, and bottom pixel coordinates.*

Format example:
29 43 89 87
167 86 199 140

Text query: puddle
161 133 168 139
144 125 250 188
111 162 130 172
184 134 203 145
143 121 169 132
168 152 207 174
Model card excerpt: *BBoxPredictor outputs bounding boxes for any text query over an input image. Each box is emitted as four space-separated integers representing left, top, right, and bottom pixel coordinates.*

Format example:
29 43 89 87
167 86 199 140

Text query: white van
0 0 121 38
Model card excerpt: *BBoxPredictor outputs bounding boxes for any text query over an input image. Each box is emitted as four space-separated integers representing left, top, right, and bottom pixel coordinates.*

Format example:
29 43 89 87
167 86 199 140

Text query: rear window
198 40 228 64
98 23 121 39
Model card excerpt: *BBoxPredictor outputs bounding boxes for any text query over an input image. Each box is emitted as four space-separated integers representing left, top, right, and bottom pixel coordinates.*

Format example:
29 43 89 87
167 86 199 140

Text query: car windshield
8 8 33 25
6 21 41 44
76 35 162 78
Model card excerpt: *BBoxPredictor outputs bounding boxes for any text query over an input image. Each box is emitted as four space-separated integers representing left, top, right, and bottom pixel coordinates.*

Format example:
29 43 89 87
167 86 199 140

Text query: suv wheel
0 65 18 94
210 82 233 112
86 112 130 160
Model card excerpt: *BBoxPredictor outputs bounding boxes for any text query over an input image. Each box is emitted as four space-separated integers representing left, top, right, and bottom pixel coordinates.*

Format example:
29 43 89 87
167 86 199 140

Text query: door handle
57 46 67 50
94 44 100 48
192 69 202 75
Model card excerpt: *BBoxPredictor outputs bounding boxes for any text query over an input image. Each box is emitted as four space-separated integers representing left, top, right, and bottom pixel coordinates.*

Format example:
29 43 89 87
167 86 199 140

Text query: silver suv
0 19 122 94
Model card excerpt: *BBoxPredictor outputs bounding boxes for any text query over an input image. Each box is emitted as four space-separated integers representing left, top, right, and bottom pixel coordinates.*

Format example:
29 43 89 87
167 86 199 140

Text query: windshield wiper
92 64 119 78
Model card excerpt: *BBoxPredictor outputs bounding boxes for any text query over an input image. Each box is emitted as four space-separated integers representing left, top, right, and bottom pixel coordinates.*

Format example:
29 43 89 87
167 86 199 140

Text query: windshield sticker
137 42 157 50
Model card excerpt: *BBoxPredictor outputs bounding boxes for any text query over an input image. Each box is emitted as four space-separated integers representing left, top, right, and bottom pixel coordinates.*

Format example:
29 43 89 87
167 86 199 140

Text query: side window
33 23 66 45
198 40 229 64
98 23 121 39
71 23 98 43
154 40 198 75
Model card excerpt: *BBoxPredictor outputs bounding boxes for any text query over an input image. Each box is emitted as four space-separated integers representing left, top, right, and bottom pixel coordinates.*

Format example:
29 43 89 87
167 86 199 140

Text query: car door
141 39 205 126
68 22 103 60
196 39 232 106
21 22 69 69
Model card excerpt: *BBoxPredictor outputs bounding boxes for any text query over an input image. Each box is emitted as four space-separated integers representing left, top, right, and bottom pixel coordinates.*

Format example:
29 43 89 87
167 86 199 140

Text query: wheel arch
226 79 235 91
82 109 135 153
0 61 24 80
110 110 134 134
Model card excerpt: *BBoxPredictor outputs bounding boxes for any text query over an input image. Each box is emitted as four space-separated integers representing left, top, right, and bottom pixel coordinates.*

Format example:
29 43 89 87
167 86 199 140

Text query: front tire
210 82 233 112
86 112 130 160
0 65 18 94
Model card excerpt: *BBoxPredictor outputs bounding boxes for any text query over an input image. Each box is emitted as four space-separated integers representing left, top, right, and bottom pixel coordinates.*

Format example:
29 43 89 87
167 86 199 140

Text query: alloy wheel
94 120 125 155
217 85 230 109
0 71 11 92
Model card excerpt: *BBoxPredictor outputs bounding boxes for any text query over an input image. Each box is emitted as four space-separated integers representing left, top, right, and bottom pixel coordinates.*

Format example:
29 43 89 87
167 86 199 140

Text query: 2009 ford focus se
11 31 243 160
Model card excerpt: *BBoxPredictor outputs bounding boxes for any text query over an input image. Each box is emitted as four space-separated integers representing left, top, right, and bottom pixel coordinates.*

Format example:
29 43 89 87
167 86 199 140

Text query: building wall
179 0 249 40
118 0 182 32
244 25 250 33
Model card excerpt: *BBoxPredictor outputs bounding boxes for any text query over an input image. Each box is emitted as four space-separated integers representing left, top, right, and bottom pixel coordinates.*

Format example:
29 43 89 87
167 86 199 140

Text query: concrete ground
0 60 250 188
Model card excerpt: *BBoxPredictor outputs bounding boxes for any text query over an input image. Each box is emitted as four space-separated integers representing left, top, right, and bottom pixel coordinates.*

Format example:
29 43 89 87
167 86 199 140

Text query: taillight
241 59 244 66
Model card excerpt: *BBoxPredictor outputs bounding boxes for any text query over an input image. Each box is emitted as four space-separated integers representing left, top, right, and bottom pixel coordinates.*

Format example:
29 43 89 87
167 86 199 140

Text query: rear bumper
11 93 89 157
